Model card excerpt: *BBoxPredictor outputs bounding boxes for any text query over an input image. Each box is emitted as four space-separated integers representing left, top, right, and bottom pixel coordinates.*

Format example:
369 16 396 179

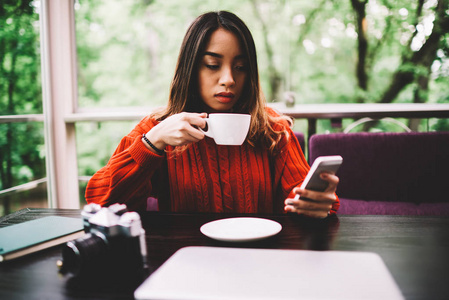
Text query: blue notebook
0 216 84 262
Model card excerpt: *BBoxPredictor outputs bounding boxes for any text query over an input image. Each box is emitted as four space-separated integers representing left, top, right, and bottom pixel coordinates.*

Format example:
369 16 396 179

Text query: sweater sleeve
85 116 165 211
272 125 310 200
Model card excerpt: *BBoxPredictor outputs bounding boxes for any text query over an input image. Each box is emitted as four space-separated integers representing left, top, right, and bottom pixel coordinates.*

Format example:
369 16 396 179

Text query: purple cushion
309 132 449 214
147 197 159 211
338 198 449 216
293 132 305 154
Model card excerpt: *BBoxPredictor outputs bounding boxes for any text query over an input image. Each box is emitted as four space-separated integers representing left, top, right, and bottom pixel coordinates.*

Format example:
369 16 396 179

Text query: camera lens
60 233 107 276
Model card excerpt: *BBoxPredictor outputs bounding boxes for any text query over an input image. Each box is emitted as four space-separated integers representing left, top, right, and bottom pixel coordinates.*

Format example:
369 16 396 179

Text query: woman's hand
284 173 339 218
144 112 207 151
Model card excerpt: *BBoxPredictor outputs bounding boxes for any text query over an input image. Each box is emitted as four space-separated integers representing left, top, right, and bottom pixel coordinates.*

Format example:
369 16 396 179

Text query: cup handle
199 118 213 138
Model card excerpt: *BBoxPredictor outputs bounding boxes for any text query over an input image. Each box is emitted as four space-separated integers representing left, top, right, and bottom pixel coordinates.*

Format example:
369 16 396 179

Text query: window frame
40 0 80 208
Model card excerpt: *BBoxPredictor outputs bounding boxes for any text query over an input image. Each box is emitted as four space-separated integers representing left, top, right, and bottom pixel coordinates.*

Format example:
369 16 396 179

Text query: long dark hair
153 11 290 153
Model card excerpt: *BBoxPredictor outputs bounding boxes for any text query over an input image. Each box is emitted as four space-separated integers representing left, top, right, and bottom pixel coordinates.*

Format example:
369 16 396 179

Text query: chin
206 103 235 113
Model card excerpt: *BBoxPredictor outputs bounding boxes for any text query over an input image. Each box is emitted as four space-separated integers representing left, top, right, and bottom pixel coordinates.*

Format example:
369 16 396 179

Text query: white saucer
200 217 282 242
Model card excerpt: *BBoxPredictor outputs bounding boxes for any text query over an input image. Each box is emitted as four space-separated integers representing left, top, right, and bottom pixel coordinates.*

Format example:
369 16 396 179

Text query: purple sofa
308 132 449 216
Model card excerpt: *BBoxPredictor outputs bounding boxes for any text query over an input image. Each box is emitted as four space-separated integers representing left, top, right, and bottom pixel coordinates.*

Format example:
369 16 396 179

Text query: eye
205 64 220 70
235 65 247 72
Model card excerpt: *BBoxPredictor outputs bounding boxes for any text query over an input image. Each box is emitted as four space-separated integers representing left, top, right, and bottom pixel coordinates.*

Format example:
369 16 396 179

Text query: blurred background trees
74 0 449 121
1 0 448 212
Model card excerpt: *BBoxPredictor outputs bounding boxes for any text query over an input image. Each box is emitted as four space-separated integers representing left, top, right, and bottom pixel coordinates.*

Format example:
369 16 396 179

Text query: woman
85 11 339 218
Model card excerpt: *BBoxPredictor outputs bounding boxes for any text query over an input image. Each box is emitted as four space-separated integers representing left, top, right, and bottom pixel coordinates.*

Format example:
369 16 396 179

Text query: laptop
135 246 404 300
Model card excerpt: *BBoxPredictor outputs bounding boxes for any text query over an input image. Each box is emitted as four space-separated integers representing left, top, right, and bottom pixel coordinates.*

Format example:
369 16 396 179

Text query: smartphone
300 155 343 192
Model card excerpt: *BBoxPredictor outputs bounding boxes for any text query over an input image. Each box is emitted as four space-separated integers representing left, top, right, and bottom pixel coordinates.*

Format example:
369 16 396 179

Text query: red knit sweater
85 110 340 214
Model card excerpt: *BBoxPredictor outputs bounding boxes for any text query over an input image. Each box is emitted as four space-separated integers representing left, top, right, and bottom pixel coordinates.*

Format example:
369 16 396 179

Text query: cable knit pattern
242 145 252 212
85 110 340 214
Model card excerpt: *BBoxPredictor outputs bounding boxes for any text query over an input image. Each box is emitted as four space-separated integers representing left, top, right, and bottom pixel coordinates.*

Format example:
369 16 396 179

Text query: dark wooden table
1 208 448 300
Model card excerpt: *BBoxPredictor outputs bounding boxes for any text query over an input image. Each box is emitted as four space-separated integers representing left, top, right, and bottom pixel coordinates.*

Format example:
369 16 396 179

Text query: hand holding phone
287 155 342 216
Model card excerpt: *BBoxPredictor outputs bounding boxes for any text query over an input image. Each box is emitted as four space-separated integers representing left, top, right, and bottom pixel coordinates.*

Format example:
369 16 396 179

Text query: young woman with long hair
85 11 340 218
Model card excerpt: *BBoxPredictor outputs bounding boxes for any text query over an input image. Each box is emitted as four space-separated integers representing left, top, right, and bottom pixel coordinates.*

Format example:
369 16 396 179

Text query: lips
215 92 235 103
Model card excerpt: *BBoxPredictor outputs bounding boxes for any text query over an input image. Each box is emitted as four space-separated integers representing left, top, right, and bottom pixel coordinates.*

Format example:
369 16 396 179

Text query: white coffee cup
200 113 251 145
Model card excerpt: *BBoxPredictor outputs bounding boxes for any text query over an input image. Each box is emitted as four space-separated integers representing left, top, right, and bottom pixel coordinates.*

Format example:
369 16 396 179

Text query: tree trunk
350 0 368 95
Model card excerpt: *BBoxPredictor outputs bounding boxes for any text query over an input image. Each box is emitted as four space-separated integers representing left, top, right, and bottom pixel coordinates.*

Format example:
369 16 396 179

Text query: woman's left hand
284 173 339 218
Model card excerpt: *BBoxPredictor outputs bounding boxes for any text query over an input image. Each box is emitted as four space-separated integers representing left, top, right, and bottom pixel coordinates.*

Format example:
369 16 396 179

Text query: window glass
74 0 290 108
0 122 47 216
75 0 449 108
0 1 45 216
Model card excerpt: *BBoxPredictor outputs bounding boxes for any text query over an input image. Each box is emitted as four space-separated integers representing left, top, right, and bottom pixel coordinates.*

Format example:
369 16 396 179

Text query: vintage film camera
58 203 148 279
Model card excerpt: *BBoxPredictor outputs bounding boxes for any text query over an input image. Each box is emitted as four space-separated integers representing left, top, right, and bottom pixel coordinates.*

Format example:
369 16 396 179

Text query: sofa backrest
293 132 306 155
308 132 449 204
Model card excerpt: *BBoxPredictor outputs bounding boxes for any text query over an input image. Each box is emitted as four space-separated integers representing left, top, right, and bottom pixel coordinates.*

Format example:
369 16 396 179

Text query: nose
219 67 235 88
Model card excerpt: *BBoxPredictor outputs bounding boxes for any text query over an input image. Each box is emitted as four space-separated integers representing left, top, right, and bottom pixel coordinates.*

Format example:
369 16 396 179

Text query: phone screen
300 156 343 192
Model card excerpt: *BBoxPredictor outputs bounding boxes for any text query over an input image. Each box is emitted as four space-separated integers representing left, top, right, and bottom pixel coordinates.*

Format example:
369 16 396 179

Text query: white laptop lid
134 246 404 300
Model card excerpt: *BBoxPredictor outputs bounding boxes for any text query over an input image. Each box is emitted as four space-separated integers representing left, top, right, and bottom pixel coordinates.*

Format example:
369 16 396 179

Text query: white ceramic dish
200 217 282 242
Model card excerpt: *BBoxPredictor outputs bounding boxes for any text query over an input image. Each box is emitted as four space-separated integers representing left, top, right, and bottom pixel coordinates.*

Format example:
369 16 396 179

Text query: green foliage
74 0 449 107
0 1 41 114
0 1 44 193
0 122 46 189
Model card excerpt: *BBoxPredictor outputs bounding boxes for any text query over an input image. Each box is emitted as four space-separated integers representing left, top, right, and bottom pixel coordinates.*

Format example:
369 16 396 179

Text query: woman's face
198 28 247 113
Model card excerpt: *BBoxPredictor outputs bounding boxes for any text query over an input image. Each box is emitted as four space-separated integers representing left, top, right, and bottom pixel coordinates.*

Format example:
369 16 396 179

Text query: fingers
321 173 339 193
176 113 207 141
151 112 208 147
291 187 337 204
284 195 333 218
185 112 208 129
285 173 340 218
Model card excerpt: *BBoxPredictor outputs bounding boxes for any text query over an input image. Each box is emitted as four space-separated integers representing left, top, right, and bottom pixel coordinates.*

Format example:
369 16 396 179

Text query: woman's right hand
144 112 207 151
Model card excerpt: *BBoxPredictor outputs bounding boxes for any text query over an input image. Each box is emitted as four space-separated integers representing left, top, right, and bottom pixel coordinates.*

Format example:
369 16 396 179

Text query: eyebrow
203 51 246 60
